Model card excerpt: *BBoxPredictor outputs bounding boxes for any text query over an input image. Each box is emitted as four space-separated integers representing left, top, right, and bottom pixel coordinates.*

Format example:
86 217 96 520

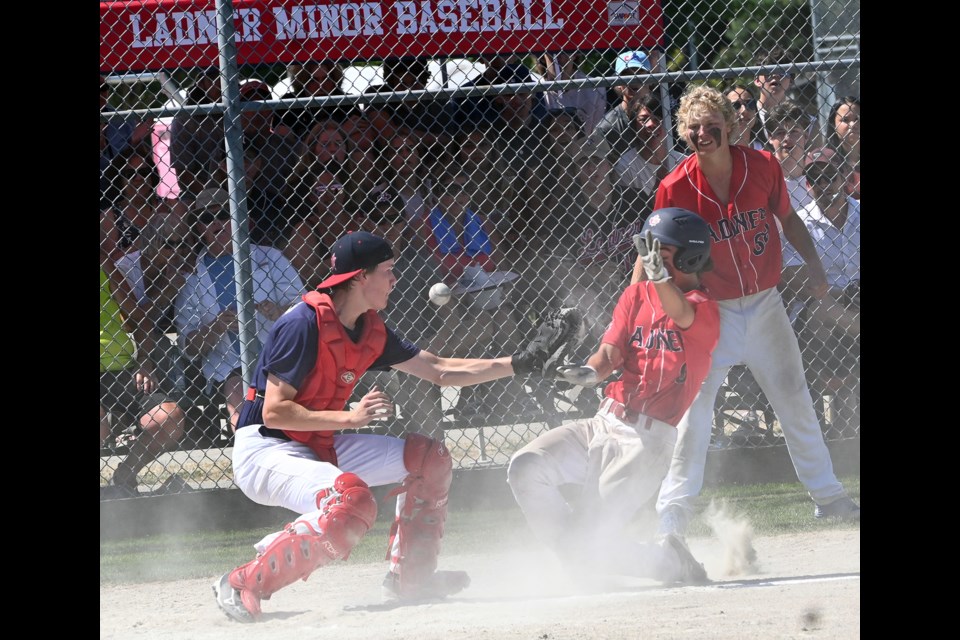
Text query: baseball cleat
814 496 860 521
212 572 258 623
662 534 709 585
382 570 471 603
655 505 688 542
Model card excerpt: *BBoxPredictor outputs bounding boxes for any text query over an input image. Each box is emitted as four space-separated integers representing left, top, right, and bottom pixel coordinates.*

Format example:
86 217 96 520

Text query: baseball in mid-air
429 282 452 306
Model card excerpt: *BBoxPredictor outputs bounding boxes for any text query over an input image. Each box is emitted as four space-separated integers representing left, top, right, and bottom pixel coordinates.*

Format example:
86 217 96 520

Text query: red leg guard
388 434 453 596
228 473 377 619
315 472 378 561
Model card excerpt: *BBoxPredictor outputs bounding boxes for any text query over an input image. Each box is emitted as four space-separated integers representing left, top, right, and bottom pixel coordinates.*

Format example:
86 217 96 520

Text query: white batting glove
555 365 600 387
633 230 671 284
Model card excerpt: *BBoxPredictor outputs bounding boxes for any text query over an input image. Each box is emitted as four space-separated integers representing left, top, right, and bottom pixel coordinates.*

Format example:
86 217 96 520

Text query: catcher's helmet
640 208 712 274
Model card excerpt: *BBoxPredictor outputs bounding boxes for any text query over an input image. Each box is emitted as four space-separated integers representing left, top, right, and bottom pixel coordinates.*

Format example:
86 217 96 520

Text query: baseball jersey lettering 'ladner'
655 145 791 300
602 280 719 426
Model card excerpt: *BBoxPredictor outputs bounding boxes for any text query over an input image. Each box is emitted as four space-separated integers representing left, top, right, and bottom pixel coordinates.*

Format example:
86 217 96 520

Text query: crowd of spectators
100 49 860 495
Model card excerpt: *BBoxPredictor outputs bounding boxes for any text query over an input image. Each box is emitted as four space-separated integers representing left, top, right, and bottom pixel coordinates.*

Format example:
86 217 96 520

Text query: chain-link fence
100 0 859 497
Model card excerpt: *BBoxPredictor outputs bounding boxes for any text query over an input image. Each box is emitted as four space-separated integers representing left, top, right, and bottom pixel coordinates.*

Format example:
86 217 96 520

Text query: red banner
100 1 664 72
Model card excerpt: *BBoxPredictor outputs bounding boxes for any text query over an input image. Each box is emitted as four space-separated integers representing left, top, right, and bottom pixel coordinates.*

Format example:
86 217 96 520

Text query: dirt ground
100 528 859 639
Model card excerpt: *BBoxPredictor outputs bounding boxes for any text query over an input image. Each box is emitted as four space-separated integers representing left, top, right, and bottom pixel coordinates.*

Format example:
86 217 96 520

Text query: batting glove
555 364 600 387
633 231 671 284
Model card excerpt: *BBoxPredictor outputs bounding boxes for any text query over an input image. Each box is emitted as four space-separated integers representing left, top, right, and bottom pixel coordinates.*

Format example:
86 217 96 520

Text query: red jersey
655 145 791 300
602 281 720 426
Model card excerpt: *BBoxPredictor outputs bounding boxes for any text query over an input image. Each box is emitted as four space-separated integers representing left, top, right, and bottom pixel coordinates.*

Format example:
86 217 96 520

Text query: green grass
100 476 859 586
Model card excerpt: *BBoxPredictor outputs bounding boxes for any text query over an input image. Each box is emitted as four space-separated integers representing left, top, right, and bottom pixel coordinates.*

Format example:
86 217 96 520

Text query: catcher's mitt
512 307 583 376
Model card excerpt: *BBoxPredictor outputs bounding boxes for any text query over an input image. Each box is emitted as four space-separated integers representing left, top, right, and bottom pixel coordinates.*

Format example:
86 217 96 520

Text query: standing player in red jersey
650 86 860 541
508 208 719 585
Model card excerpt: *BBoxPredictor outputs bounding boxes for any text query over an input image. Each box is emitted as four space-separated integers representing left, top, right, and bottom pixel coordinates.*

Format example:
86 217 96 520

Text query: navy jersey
237 301 419 429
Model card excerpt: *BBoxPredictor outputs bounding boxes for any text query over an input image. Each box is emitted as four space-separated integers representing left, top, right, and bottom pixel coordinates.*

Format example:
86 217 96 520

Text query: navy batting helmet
640 208 712 274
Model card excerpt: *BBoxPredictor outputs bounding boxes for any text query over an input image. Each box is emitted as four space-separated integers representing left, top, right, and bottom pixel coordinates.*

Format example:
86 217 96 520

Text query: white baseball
429 282 452 306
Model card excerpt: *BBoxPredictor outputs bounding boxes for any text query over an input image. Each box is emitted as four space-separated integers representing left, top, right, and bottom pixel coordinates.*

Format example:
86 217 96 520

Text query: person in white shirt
781 148 860 435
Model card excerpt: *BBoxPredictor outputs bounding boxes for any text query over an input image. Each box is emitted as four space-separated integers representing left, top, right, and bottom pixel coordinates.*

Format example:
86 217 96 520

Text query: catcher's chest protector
284 292 387 462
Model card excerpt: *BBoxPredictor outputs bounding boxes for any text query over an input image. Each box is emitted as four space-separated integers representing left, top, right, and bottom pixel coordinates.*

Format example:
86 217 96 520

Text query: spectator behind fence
342 143 380 214
354 185 447 436
380 131 432 228
752 47 821 148
100 74 154 163
114 212 196 336
101 211 186 499
283 165 356 289
376 56 452 146
206 142 286 246
420 169 501 281
169 68 224 203
450 60 549 248
724 83 764 150
232 79 304 201
274 60 347 140
614 94 687 213
418 169 532 417
535 106 587 233
534 52 607 137
648 85 860 536
108 152 176 253
175 188 305 432
765 101 815 211
340 108 378 152
541 137 639 345
288 119 348 188
454 128 510 237
828 96 860 199
592 50 655 166
781 148 860 434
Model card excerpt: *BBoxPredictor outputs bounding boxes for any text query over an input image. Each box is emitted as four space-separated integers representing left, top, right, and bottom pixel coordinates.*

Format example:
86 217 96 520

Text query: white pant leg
590 417 678 534
334 433 408 487
743 289 846 503
507 418 595 547
656 297 745 525
232 427 343 516
232 428 408 516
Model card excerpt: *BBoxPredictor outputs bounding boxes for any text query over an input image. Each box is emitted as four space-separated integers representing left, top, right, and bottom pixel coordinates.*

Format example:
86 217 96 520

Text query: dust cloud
703 499 759 576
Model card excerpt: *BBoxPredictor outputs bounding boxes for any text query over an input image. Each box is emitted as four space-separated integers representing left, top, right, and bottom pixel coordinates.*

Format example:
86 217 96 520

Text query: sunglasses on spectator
730 99 757 111
313 183 344 196
198 210 231 225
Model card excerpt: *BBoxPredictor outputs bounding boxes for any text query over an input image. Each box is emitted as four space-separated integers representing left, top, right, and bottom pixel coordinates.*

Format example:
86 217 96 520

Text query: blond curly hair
676 85 737 149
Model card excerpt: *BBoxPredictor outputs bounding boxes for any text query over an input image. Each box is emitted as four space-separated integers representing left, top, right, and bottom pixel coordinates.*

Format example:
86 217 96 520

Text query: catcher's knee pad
316 472 378 560
402 433 453 506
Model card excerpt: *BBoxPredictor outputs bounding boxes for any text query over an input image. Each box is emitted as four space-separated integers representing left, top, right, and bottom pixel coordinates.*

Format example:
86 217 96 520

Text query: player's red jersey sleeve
601 282 720 426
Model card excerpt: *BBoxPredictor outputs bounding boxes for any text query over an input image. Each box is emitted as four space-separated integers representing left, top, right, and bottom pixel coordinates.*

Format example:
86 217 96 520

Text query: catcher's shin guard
225 473 377 621
387 433 455 597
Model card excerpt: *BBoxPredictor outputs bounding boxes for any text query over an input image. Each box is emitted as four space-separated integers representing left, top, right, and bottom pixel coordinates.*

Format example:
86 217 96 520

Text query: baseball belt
598 398 654 431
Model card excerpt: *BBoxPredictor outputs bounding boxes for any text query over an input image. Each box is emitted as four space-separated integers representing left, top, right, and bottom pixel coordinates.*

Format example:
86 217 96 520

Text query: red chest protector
282 292 387 464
